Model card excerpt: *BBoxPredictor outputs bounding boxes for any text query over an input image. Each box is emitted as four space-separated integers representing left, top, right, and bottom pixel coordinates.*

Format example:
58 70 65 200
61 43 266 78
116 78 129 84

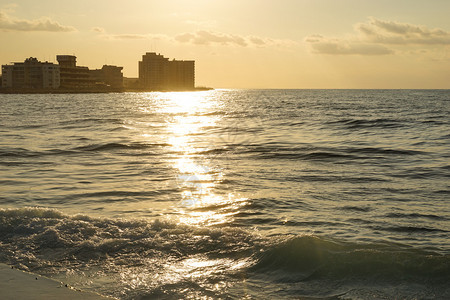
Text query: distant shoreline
0 87 213 94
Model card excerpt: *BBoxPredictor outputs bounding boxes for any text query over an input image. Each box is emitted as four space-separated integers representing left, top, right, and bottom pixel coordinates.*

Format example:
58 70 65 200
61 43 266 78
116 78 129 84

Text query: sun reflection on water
146 91 247 226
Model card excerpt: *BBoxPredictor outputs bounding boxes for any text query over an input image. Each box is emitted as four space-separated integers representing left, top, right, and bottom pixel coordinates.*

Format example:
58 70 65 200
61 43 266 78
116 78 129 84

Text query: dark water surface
1 90 449 299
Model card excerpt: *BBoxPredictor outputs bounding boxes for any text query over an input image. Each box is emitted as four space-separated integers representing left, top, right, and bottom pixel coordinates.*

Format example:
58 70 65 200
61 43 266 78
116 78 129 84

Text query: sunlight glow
157 91 214 114
138 91 247 226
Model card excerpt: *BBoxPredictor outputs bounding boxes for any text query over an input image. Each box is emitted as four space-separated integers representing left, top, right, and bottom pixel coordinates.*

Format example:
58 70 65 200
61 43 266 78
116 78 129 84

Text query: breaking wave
0 207 448 299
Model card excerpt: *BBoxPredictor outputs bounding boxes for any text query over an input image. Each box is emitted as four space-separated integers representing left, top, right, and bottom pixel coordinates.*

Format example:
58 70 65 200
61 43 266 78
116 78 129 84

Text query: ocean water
0 89 449 299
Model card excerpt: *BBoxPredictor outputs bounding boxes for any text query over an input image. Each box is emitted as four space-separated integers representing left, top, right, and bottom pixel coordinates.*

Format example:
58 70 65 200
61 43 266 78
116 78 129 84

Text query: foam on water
1 207 448 299
0 207 261 298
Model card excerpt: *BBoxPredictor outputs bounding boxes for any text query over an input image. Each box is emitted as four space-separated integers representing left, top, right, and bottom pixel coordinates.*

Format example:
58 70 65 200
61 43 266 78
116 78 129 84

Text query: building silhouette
1 55 124 92
89 65 124 88
1 57 60 89
1 53 200 92
139 52 194 90
57 55 95 88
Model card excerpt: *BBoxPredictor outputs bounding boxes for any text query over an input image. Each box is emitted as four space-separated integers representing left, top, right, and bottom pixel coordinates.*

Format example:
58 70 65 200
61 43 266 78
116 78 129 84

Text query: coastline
0 87 213 94
0 263 112 300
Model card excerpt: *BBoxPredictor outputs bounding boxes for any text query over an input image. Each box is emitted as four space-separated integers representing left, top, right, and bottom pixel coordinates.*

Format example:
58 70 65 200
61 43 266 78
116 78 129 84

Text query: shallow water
1 90 449 299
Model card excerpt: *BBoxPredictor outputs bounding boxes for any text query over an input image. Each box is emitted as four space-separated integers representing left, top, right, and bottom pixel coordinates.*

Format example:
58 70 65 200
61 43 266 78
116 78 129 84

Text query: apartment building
57 55 94 88
1 57 60 89
138 52 195 90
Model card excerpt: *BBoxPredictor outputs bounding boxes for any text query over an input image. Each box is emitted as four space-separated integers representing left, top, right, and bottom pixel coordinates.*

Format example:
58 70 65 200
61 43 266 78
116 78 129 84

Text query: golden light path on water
120 91 253 293
148 91 248 227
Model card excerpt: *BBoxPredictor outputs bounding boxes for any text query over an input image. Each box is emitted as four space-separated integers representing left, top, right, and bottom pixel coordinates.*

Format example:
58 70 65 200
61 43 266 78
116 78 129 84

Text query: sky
0 0 449 89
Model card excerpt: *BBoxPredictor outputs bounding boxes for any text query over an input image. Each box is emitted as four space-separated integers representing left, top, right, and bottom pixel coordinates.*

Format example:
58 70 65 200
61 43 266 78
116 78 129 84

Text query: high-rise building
1 57 60 89
138 52 195 90
166 59 195 90
139 52 168 90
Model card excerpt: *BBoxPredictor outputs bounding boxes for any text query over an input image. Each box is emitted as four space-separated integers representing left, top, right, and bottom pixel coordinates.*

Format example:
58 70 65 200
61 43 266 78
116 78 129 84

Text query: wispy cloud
305 34 393 55
174 30 297 47
1 3 18 13
102 33 169 40
356 18 450 45
175 30 248 46
91 27 105 33
0 10 76 32
94 28 296 48
305 18 450 55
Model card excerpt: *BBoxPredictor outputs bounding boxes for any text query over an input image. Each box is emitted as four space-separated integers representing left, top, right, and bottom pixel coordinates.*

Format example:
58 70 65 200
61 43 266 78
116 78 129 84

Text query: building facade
1 57 60 89
57 55 94 89
90 65 123 88
138 52 195 90
166 60 195 90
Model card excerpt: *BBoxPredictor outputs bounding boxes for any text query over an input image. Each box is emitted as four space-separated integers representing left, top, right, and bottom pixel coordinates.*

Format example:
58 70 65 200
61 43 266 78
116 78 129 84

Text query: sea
0 89 449 299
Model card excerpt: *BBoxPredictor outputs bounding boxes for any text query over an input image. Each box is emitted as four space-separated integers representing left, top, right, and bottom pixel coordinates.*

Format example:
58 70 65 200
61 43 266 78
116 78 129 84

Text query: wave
0 142 171 158
368 225 448 233
0 207 261 298
0 147 76 158
10 123 48 129
72 142 170 152
252 235 450 283
282 174 389 183
326 118 406 129
340 205 372 212
63 189 177 201
246 144 423 161
0 207 259 270
192 148 230 155
385 212 447 221
345 146 425 156
0 207 448 298
56 117 124 127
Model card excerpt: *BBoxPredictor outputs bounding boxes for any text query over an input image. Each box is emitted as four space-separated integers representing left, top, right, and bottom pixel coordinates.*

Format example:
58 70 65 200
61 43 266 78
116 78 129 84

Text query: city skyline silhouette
0 1 449 89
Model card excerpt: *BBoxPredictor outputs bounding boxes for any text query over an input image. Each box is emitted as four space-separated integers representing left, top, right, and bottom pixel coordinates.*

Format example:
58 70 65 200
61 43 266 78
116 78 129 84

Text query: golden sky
1 0 449 88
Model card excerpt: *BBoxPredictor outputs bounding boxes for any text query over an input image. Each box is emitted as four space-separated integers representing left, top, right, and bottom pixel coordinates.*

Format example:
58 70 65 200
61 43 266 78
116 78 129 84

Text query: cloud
305 35 393 55
174 30 297 47
306 18 450 55
356 18 450 45
91 27 170 41
1 3 18 13
102 33 169 40
249 36 266 46
175 30 248 46
106 34 149 40
94 28 297 48
91 26 105 33
0 10 75 32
